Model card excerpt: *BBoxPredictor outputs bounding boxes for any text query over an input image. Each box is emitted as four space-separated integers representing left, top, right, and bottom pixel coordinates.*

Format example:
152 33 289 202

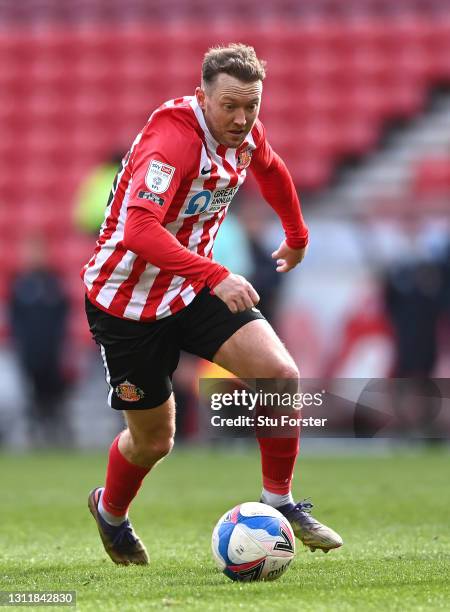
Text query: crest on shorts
237 147 252 170
115 380 145 402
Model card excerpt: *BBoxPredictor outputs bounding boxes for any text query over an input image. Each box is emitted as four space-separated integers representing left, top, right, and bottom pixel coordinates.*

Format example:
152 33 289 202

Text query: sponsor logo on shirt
210 186 239 211
184 186 239 215
145 160 175 193
138 190 165 206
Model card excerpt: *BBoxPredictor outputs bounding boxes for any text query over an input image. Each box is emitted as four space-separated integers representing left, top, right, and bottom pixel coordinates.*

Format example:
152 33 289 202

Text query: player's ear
196 86 206 110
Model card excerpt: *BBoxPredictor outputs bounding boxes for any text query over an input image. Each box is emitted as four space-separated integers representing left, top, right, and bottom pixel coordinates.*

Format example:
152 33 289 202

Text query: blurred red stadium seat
0 237 22 277
48 234 97 273
336 117 380 156
1 16 450 345
290 154 333 191
384 78 427 118
413 158 450 197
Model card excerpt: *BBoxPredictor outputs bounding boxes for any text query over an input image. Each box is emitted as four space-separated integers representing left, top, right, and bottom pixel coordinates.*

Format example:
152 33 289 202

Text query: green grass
0 447 449 611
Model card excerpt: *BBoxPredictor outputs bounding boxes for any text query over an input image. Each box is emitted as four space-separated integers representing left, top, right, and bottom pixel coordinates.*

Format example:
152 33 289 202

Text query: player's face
196 74 262 148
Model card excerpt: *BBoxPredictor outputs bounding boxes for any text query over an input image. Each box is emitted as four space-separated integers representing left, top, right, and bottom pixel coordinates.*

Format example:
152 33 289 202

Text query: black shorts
85 288 265 410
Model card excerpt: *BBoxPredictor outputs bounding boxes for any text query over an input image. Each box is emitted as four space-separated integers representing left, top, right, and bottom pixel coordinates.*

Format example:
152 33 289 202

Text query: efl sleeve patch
138 190 165 206
145 160 175 194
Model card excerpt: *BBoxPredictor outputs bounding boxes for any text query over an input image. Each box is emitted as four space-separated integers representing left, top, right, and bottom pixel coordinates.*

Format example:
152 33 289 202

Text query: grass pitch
0 446 449 611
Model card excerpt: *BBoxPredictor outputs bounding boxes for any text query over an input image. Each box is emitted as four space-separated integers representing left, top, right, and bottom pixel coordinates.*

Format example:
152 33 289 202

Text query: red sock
257 437 300 495
101 434 151 517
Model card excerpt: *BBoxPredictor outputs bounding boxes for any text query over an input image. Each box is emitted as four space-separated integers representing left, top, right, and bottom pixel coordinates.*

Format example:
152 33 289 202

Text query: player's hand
213 274 260 314
272 240 307 272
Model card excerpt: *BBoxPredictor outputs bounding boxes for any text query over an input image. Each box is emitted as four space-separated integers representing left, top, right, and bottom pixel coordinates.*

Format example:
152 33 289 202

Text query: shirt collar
189 96 221 150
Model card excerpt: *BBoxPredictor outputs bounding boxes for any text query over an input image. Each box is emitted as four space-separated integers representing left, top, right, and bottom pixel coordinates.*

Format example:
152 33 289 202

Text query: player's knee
129 426 174 464
131 438 173 465
268 358 299 381
144 429 174 462
146 439 173 462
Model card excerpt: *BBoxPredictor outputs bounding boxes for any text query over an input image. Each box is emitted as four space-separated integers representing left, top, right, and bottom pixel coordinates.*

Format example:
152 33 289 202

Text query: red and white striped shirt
82 96 308 322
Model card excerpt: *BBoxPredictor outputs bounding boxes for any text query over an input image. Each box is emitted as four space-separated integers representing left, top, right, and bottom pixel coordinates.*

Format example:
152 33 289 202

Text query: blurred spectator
214 199 283 322
172 354 202 441
441 239 450 315
384 259 446 377
74 152 124 235
239 203 283 323
8 235 71 447
436 239 450 374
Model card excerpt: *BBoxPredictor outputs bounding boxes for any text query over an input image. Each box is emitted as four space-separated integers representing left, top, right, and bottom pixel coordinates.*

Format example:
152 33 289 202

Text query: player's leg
88 396 176 566
212 319 343 552
213 318 298 378
178 290 300 508
119 399 176 467
180 289 343 552
85 296 180 565
213 318 301 507
101 397 176 519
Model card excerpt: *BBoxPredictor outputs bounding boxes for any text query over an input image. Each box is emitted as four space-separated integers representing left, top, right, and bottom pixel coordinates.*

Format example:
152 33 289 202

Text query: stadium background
0 2 449 610
0 0 449 447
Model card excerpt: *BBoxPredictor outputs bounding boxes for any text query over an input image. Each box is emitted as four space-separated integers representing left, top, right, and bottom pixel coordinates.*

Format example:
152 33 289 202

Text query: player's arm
124 112 258 312
124 208 229 289
125 209 258 312
123 112 229 291
250 122 309 273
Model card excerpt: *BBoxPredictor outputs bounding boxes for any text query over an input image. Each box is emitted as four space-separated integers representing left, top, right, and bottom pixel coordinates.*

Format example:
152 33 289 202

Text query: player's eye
224 104 235 111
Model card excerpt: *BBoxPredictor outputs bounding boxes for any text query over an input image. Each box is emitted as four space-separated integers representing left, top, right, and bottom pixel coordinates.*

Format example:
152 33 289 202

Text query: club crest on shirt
237 147 252 170
115 380 145 402
145 160 175 194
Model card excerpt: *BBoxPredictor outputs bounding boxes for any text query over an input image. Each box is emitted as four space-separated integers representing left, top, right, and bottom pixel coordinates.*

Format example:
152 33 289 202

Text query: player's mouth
228 130 246 141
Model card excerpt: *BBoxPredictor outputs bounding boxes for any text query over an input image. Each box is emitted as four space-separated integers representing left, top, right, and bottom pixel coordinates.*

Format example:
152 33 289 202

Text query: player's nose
233 108 246 127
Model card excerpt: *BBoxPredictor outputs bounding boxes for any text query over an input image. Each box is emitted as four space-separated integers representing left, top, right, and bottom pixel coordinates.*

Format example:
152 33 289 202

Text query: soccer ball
211 502 295 582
